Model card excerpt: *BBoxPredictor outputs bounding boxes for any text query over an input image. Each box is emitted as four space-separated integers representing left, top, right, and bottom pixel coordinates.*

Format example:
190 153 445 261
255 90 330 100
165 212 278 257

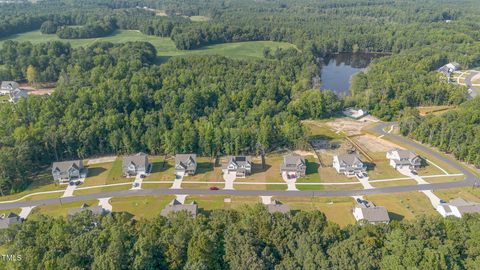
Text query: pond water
319 53 384 96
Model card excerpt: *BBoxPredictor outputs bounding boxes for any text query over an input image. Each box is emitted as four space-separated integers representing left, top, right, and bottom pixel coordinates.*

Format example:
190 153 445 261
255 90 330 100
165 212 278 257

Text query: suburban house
0 212 22 229
122 152 150 177
68 203 107 216
175 154 197 176
437 198 480 218
281 153 307 178
353 200 390 224
9 89 28 103
438 62 461 81
332 154 366 175
52 160 86 183
0 81 19 95
223 156 252 177
161 199 198 217
266 200 290 214
386 149 422 170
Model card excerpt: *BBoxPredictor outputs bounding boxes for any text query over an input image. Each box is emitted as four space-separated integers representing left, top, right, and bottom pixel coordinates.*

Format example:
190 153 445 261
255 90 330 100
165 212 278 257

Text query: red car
209 186 219 190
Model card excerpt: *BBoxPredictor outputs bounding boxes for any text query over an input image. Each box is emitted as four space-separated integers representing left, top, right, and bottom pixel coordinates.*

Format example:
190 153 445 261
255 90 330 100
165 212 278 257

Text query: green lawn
366 192 438 221
370 179 418 188
110 195 174 219
0 30 297 60
28 200 99 219
189 16 210 22
296 157 322 183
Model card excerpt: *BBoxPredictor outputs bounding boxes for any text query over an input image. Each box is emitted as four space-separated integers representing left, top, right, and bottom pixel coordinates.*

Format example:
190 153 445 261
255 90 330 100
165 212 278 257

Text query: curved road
465 70 479 98
0 122 478 210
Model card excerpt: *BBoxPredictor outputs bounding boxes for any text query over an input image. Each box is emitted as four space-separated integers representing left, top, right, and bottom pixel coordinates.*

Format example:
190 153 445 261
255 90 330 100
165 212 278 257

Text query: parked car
362 172 368 178
69 181 75 186
356 198 363 204
209 186 219 190
133 182 139 188
411 170 418 175
440 199 447 204
356 173 363 179
140 174 146 179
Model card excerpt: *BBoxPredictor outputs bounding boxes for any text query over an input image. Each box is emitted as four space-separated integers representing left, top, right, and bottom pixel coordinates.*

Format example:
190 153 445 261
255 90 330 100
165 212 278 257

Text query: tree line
399 98 480 167
1 205 480 269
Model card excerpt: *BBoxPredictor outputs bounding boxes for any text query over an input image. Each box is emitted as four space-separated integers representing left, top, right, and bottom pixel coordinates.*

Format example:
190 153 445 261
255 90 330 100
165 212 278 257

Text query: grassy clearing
105 158 131 184
29 200 98 219
368 160 404 180
276 196 356 227
187 157 221 182
83 161 114 186
110 195 174 219
315 167 355 183
424 175 463 183
185 195 227 210
302 120 345 139
370 179 418 188
0 170 64 202
0 208 21 215
417 162 446 176
189 16 210 22
0 30 297 60
417 105 455 116
434 188 480 202
366 192 438 221
73 184 131 196
146 156 175 181
296 157 321 183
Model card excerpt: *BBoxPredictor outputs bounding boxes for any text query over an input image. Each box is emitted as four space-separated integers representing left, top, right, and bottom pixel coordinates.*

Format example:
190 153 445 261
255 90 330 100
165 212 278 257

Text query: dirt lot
87 156 117 165
355 134 400 152
325 118 372 136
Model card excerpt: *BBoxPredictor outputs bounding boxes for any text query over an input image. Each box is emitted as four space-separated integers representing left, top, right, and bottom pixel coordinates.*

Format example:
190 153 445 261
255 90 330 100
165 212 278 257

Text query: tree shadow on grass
196 162 214 174
388 211 405 221
151 161 172 173
306 160 320 175
87 167 107 178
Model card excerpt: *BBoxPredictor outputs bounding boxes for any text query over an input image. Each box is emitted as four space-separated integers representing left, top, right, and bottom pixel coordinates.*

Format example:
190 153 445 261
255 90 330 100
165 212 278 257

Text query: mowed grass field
0 30 297 60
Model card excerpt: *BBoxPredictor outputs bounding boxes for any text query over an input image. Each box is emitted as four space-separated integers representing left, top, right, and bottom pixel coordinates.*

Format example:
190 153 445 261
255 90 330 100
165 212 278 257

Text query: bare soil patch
87 156 117 165
325 118 370 136
355 134 401 152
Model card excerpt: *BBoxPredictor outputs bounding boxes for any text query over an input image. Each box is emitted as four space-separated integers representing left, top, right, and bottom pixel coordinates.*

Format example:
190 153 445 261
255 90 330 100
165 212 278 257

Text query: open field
417 105 456 116
146 156 175 181
0 30 297 60
370 179 418 188
366 192 438 221
434 188 480 202
276 196 356 227
29 200 98 219
110 195 174 219
302 120 345 139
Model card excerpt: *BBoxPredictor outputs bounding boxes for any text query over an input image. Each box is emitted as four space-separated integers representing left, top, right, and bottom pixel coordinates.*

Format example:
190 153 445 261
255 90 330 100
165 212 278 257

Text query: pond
319 53 385 96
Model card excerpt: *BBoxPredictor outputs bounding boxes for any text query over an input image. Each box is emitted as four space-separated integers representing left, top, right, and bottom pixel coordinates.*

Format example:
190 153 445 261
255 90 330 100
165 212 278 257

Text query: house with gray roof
8 88 28 103
122 152 150 177
332 154 366 175
0 81 19 95
266 200 290 214
353 200 390 224
175 154 197 176
52 160 86 183
386 149 422 170
223 156 252 177
281 154 306 178
0 212 21 229
437 198 480 218
68 203 106 216
161 199 198 217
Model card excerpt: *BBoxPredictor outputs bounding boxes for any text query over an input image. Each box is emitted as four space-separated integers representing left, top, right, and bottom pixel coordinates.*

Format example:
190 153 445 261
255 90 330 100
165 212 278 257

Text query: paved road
0 122 478 210
465 71 479 98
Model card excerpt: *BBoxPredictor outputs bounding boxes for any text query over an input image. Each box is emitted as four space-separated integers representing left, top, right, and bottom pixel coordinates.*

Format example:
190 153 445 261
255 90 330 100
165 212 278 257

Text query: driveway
98 197 112 212
223 170 236 190
171 172 185 189
19 206 35 219
131 173 144 190
356 175 373 189
397 167 428 184
62 178 85 197
281 172 298 191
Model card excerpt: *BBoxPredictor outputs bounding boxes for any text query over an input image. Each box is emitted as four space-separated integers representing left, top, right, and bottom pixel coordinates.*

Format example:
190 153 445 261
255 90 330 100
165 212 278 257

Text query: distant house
175 154 197 176
281 153 307 178
343 108 368 119
437 198 480 218
438 62 461 79
332 154 366 175
0 212 21 229
161 199 198 217
52 160 86 183
0 81 19 95
386 149 422 170
353 201 390 224
122 152 150 177
266 200 290 214
68 203 107 216
9 89 28 103
223 156 252 177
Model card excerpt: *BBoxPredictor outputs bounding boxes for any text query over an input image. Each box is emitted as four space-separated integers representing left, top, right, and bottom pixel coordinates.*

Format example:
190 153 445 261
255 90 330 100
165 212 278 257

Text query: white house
437 198 480 218
353 200 390 224
333 154 366 176
386 149 422 170
0 81 19 95
343 107 368 119
223 156 252 177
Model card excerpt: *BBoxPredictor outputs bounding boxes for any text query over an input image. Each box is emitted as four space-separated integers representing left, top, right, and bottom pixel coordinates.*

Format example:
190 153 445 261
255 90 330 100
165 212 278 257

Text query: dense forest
0 41 330 194
399 98 480 167
1 206 480 269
